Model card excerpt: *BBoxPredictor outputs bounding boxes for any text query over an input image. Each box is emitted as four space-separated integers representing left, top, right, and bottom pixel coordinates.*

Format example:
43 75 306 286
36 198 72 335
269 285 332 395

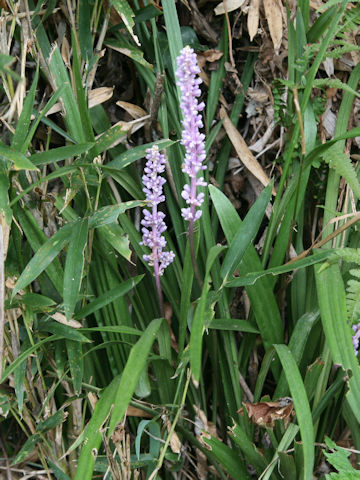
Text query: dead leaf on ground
89 87 114 108
50 312 82 329
263 0 284 53
197 49 224 69
219 107 276 194
248 0 260 41
116 100 147 119
239 398 294 428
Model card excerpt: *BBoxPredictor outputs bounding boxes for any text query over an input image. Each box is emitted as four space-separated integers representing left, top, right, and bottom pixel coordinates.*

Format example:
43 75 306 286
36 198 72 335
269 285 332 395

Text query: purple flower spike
352 322 360 356
141 145 175 276
176 46 207 222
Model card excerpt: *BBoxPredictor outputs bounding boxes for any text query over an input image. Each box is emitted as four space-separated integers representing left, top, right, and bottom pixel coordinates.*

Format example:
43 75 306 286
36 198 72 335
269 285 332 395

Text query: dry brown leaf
197 49 224 68
214 0 246 15
239 398 294 428
248 0 260 41
50 312 82 329
126 406 152 418
219 107 276 194
46 87 114 116
263 0 283 52
162 414 182 453
88 87 114 108
116 100 147 119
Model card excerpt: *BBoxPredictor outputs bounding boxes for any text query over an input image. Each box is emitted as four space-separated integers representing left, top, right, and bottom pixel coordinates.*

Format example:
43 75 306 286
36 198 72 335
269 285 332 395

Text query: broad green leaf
37 409 67 433
106 139 174 170
226 250 331 287
110 0 139 46
47 460 72 480
39 321 91 343
220 182 272 283
190 245 226 382
88 202 142 229
63 218 88 320
106 37 153 70
30 143 94 166
202 434 251 480
96 224 132 261
207 318 259 333
108 318 163 433
66 339 83 395
11 66 39 150
12 222 75 298
74 276 144 320
229 423 267 474
74 376 121 480
315 264 360 423
274 345 314 480
1 335 60 383
209 184 283 348
0 143 38 171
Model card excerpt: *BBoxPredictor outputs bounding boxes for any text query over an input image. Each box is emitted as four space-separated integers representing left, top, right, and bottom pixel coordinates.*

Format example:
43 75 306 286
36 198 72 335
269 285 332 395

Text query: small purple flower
141 145 175 276
176 46 207 222
352 322 360 356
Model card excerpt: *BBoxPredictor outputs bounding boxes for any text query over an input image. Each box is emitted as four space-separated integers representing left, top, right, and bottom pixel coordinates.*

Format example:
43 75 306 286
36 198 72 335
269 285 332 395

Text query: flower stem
188 218 203 290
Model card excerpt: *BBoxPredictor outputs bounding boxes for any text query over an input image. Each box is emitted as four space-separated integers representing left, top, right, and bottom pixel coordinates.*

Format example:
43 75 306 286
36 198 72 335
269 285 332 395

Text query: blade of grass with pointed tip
74 276 143 320
63 218 88 320
209 184 283 348
220 182 272 283
12 222 75 299
11 65 39 150
0 144 38 171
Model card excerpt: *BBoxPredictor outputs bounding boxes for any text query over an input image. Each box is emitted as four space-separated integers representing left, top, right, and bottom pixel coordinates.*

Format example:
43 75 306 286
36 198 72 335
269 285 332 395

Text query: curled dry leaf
46 87 114 116
214 0 245 15
219 107 276 194
50 312 82 329
248 0 260 41
162 414 182 453
197 49 224 69
126 406 152 418
263 0 284 53
116 100 147 119
239 398 294 428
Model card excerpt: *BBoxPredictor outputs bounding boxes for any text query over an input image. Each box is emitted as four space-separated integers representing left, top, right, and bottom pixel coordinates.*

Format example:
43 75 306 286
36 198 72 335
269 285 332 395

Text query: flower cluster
141 146 175 275
352 322 360 356
176 46 207 222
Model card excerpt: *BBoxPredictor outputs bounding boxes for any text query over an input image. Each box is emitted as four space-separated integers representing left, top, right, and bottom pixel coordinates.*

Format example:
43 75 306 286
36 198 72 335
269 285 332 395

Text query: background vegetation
0 0 360 478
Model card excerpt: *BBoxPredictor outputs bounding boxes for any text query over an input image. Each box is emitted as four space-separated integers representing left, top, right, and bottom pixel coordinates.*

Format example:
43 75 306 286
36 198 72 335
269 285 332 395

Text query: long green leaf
108 318 163 433
220 182 272 283
63 218 88 320
274 345 314 480
12 222 75 298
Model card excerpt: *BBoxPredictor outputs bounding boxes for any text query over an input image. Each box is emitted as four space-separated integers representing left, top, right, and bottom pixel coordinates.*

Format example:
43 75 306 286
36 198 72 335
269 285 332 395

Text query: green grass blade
12 222 75 298
274 345 315 480
108 318 163 434
74 376 121 479
220 182 272 283
63 218 89 320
